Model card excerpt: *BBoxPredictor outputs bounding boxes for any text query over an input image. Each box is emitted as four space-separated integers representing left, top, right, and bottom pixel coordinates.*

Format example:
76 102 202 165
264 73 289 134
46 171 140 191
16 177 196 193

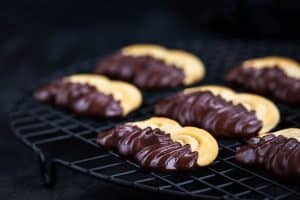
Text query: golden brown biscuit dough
67 74 142 116
130 117 219 166
233 94 280 134
183 85 280 134
262 128 300 141
242 56 300 79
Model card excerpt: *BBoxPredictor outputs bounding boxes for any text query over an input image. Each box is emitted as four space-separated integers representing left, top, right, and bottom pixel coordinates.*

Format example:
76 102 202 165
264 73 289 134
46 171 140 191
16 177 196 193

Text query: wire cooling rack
10 40 300 199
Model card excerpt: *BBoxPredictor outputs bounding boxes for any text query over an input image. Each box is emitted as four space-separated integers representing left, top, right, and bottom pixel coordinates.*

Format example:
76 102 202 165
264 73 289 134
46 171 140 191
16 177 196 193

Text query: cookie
97 117 218 171
235 129 300 181
226 56 300 104
34 74 142 117
94 44 205 89
186 86 280 134
262 128 300 141
242 56 300 79
155 85 280 139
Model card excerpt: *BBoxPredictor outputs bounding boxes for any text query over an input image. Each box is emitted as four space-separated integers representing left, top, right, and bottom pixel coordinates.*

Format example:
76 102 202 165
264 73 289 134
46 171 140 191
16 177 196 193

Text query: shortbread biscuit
155 85 280 139
130 117 218 166
97 117 218 171
262 128 300 141
94 44 205 89
185 86 279 134
242 56 300 79
122 45 205 85
226 56 300 104
35 74 142 117
236 130 300 181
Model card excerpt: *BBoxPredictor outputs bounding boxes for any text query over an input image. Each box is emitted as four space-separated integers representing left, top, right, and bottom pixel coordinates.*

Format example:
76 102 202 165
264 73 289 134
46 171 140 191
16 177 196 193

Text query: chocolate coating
226 66 300 104
155 91 262 139
94 52 185 89
236 134 300 181
34 80 123 118
97 125 198 172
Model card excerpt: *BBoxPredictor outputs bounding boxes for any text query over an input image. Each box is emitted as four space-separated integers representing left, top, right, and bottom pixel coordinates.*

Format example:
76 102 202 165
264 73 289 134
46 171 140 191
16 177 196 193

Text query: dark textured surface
2 2 300 199
4 36 300 199
8 39 300 199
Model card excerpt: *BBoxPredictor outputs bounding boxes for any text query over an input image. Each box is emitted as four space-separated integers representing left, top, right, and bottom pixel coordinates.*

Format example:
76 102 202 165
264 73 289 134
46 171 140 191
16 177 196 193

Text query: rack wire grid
10 40 300 199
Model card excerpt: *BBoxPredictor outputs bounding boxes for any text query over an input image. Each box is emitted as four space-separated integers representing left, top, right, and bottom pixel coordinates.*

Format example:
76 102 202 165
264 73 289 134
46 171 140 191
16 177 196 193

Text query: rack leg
37 151 57 188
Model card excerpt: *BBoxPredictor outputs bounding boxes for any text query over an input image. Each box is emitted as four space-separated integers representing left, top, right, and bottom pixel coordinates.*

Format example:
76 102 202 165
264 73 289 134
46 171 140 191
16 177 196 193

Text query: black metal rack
10 40 300 199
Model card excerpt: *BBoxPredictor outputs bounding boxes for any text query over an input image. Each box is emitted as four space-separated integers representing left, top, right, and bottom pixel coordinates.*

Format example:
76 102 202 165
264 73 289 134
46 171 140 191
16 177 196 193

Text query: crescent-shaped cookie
226 56 300 104
235 128 300 181
129 117 219 167
155 85 280 139
97 117 218 171
34 74 142 117
242 56 300 79
185 86 280 134
94 44 205 89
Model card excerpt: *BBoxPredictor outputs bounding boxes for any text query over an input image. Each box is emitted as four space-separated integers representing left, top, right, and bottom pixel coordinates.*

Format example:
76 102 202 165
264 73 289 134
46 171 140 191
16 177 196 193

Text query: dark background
1 1 300 199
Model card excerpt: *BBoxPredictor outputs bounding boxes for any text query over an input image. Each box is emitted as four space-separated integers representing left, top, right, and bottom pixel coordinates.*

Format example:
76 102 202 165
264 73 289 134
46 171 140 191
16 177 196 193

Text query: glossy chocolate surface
155 91 262 139
94 52 185 89
236 134 300 181
226 66 300 104
34 80 123 118
97 125 198 172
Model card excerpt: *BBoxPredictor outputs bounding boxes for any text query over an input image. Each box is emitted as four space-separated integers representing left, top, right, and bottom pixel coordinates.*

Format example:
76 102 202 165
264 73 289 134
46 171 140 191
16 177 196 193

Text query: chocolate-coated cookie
94 44 205 89
236 128 300 181
35 74 142 118
226 56 300 104
97 117 218 172
155 85 280 139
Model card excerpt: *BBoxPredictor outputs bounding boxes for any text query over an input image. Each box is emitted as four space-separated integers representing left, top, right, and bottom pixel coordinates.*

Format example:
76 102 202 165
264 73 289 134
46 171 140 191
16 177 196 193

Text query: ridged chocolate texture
155 91 262 139
236 134 300 181
94 52 185 89
96 125 198 172
34 80 123 117
226 66 300 104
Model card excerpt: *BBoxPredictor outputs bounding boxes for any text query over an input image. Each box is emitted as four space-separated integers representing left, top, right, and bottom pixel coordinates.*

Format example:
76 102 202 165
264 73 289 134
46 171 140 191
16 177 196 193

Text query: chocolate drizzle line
94 52 185 89
34 80 123 118
96 125 198 172
155 91 262 139
236 134 300 181
226 66 300 104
